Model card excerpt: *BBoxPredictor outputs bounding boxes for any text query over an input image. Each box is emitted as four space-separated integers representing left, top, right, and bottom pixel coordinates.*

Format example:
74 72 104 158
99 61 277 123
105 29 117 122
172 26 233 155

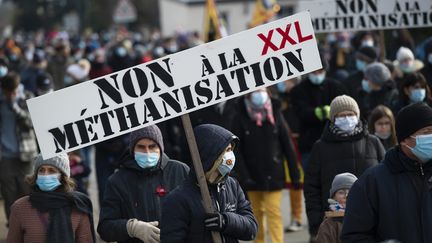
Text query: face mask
135 152 159 169
361 40 374 47
338 41 350 49
251 91 268 107
116 47 127 57
36 174 61 192
0 66 8 77
276 82 286 93
410 88 426 103
218 151 236 177
356 59 366 71
407 134 432 163
334 116 358 132
375 131 391 140
400 62 415 73
309 73 326 85
428 53 432 65
362 79 371 93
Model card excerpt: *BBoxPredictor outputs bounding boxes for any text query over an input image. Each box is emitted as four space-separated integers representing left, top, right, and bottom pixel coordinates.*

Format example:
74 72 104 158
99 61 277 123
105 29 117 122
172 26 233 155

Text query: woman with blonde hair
368 105 398 151
7 153 95 243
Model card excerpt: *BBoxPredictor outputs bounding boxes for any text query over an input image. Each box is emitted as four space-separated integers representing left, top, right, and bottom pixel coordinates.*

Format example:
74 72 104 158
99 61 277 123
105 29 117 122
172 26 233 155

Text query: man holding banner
97 125 189 243
160 124 258 243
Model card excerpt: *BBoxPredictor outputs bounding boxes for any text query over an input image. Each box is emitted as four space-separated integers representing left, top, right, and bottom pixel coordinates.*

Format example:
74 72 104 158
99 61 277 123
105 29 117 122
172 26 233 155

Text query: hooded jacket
357 80 399 119
97 153 189 243
160 124 258 243
341 147 432 243
304 121 385 235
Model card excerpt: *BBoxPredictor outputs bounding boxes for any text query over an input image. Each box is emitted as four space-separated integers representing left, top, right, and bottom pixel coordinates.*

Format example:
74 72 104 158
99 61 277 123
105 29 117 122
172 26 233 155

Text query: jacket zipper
419 163 425 176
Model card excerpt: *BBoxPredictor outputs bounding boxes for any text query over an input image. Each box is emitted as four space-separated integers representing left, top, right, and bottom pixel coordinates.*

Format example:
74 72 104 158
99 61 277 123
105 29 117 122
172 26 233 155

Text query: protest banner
297 0 432 33
27 10 322 159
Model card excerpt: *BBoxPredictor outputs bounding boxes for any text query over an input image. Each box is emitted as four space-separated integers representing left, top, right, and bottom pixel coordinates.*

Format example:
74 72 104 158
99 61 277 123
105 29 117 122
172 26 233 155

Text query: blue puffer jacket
160 124 258 243
341 146 432 243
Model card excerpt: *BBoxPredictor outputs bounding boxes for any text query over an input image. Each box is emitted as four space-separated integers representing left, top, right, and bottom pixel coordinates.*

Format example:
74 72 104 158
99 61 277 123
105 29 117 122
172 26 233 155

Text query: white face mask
334 116 359 132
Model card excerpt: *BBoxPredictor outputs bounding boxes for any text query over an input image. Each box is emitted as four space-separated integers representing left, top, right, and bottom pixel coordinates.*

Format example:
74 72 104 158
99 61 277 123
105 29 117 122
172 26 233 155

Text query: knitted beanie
396 102 432 143
34 153 70 177
129 125 164 153
396 47 414 62
364 62 391 85
330 172 358 197
356 46 378 63
330 95 360 121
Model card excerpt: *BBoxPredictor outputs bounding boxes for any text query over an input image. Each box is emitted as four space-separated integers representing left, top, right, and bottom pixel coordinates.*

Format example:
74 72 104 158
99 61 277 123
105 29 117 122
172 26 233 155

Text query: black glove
204 213 226 232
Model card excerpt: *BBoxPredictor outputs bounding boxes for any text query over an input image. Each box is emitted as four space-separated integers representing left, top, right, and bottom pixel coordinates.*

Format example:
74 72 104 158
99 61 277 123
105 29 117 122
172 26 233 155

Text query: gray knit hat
364 62 391 85
330 95 360 121
34 153 70 177
329 172 358 197
129 125 164 153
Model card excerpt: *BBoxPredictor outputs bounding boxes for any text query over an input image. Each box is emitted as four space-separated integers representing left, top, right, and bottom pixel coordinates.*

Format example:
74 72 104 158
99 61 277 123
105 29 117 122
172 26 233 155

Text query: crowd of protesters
0 26 432 243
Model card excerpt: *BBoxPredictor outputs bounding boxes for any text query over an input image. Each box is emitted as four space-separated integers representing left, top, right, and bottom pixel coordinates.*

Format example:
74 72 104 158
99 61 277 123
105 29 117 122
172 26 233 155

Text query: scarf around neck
29 191 95 243
244 97 275 127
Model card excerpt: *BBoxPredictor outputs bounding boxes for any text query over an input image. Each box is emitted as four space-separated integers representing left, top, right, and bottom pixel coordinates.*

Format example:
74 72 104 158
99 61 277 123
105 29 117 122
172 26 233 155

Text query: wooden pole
379 30 386 62
181 114 223 243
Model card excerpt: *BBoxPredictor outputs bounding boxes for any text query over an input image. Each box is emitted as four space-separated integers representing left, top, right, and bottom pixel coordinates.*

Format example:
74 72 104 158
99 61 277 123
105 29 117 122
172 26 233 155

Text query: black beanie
356 46 378 62
396 102 432 143
129 125 164 153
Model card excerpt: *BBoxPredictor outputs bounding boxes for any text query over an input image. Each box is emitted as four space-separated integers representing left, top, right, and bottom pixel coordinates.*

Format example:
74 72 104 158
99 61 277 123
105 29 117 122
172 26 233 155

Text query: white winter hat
396 47 414 62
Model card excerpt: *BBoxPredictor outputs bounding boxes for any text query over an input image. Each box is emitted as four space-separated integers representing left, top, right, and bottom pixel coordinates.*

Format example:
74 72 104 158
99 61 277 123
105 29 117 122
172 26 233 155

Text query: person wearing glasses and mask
342 102 432 243
304 95 385 242
98 125 189 243
161 124 258 243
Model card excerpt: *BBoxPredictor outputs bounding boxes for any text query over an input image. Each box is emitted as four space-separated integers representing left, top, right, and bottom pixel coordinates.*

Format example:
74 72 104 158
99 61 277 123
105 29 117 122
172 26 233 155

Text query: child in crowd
316 173 358 243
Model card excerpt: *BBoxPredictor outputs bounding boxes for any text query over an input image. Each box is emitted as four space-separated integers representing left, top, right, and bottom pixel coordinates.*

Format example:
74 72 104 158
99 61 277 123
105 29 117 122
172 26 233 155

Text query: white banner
27 11 322 159
297 0 432 33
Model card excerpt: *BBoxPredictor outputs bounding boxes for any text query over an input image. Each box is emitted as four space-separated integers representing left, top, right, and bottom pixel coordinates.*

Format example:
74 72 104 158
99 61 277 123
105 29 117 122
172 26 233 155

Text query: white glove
127 219 160 243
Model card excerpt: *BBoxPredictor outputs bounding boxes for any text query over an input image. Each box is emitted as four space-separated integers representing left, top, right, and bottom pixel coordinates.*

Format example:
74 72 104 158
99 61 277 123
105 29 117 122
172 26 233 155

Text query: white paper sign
297 0 432 33
27 11 322 159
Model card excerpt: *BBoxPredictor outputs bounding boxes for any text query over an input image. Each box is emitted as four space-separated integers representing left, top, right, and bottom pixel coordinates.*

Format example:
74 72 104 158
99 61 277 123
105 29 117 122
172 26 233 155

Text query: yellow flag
203 0 227 42
249 0 280 28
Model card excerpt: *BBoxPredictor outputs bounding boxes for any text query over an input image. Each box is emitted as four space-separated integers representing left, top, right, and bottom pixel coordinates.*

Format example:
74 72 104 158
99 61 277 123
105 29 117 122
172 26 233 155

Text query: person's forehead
414 126 432 135
136 138 157 146
39 165 57 170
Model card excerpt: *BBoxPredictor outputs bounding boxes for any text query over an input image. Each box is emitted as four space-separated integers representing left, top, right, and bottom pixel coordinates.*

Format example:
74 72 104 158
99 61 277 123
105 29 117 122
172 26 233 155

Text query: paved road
0 154 310 243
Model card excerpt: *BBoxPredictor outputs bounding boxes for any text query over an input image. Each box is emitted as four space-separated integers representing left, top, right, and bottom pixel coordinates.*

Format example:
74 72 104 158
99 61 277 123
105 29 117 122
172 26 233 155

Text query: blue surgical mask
36 174 61 192
334 116 358 133
309 73 326 85
356 59 366 71
428 53 432 65
251 91 268 107
400 62 415 73
410 88 426 103
135 152 159 169
0 66 8 77
362 79 371 93
276 82 286 93
218 151 236 177
407 134 432 163
116 47 127 57
361 40 374 47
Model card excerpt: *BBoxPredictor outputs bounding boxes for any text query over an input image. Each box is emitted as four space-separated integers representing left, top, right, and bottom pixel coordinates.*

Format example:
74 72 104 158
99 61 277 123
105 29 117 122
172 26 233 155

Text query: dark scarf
29 191 95 243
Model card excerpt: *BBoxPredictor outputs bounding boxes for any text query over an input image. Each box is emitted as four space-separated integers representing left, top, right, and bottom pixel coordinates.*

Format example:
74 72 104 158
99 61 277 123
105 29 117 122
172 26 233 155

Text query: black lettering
123 68 148 98
48 123 79 153
336 0 348 15
249 62 265 87
180 85 196 110
230 66 250 92
263 57 284 81
215 74 235 100
94 74 122 109
147 58 174 92
201 55 215 77
160 90 182 117
283 49 304 76
114 106 130 132
195 79 213 105
99 111 115 137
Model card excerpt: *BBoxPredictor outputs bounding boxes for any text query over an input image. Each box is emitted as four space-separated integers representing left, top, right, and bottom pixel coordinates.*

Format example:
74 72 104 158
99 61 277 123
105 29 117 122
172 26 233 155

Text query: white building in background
159 0 298 37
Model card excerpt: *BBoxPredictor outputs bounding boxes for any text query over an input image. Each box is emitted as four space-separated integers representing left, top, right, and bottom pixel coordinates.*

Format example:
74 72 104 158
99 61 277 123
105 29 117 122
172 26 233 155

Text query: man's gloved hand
314 107 324 121
127 219 160 243
322 105 330 120
204 213 226 232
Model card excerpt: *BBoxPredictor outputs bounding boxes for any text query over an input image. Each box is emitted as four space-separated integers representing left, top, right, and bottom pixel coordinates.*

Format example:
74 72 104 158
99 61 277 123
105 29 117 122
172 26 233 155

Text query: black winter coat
161 175 258 243
341 147 432 243
231 98 300 191
343 70 364 103
97 154 189 243
291 78 347 153
304 121 385 235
